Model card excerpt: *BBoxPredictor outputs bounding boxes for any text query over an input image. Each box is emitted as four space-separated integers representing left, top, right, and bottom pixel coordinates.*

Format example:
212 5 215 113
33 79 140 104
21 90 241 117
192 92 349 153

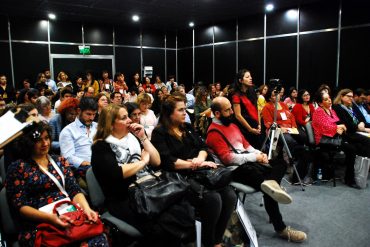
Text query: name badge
280 112 287 120
105 84 110 89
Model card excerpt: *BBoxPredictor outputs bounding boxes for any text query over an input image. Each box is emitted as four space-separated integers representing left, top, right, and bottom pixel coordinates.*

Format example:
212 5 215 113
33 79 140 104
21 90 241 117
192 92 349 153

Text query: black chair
305 122 340 187
85 168 143 238
0 187 20 247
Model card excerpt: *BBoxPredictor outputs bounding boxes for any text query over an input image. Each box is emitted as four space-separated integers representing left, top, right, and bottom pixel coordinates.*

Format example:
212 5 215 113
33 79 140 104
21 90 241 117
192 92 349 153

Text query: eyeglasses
344 94 353 98
302 93 310 97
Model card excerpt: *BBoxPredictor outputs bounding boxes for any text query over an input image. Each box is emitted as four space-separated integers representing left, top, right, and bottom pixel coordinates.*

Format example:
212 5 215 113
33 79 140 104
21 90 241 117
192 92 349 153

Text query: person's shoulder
49 113 61 123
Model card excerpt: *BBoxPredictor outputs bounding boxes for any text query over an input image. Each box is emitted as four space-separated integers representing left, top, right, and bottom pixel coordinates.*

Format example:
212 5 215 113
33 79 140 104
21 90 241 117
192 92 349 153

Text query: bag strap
207 128 239 154
37 155 69 199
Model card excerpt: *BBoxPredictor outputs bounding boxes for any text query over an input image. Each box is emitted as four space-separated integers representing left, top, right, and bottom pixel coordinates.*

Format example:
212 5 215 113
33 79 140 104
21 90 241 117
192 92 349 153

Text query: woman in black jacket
151 93 237 247
332 89 370 158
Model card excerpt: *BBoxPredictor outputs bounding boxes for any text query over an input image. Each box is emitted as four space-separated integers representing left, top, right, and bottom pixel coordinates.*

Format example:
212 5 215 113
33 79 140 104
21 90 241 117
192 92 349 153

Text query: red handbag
35 200 104 247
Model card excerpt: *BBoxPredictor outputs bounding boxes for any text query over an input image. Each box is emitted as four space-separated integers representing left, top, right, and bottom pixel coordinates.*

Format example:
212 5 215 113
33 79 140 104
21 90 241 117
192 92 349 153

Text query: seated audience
151 93 237 247
35 96 54 122
54 87 73 111
283 87 298 110
84 71 100 97
206 97 307 243
5 121 108 246
49 98 79 153
110 91 123 105
95 92 110 121
312 92 357 188
125 102 142 124
262 88 311 183
352 88 370 124
137 93 157 139
332 89 370 158
0 74 15 104
59 97 98 180
91 104 184 246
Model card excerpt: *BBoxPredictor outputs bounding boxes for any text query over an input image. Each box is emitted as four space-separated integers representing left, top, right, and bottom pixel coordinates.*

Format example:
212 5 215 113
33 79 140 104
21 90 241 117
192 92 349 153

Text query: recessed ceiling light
286 9 298 20
189 22 194 27
265 4 274 12
48 13 56 20
132 15 140 22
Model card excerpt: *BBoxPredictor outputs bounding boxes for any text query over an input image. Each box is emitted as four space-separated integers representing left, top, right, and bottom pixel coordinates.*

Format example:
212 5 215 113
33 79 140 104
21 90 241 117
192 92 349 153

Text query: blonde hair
94 103 126 143
333 88 353 105
137 93 151 105
57 71 69 82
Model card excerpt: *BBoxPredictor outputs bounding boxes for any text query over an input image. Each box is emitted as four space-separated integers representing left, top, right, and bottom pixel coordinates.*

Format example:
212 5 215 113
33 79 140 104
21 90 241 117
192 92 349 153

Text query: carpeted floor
242 167 370 247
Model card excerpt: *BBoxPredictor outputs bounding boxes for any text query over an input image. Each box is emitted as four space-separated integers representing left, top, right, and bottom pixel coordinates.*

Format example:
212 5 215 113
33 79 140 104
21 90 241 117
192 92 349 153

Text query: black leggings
188 186 237 247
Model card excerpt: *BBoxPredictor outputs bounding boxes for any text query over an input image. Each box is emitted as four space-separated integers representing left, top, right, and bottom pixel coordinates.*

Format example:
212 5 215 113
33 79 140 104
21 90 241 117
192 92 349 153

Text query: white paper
195 220 202 247
236 199 258 247
280 112 287 120
0 111 30 146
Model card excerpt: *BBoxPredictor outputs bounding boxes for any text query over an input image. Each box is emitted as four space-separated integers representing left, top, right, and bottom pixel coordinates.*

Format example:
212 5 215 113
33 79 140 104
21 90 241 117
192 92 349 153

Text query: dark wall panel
339 27 370 89
142 29 164 47
238 40 264 85
267 8 298 36
84 23 113 44
166 31 176 48
51 44 80 54
143 49 165 79
194 46 212 84
266 36 297 88
89 46 113 55
11 18 48 41
0 43 11 82
300 0 339 31
238 14 264 40
178 29 193 48
115 25 140 46
178 49 193 88
342 0 370 26
214 21 236 43
167 50 176 81
53 58 113 84
0 15 8 40
50 21 82 43
115 47 141 84
215 43 236 85
195 26 213 46
12 43 49 88
299 32 337 93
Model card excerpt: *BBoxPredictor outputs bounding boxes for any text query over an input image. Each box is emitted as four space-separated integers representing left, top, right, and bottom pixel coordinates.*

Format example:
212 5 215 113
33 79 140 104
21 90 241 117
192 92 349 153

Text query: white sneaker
261 180 292 204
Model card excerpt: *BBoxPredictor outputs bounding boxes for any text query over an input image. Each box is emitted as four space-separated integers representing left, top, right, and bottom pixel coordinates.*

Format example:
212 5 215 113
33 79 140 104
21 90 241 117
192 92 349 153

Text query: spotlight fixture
48 13 56 20
189 22 194 27
265 4 274 12
132 15 140 22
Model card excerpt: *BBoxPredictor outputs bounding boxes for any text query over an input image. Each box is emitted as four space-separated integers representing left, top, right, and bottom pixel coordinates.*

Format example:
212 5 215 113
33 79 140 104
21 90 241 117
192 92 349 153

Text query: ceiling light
265 4 274 12
189 22 194 27
286 9 298 20
132 15 140 22
48 13 56 20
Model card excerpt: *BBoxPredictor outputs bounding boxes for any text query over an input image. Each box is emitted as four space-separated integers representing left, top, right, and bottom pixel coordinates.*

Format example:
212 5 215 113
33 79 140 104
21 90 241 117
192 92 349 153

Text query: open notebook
0 110 33 149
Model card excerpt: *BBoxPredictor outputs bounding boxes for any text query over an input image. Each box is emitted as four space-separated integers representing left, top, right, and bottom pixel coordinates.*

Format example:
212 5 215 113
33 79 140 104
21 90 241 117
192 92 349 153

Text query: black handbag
191 165 234 189
128 170 189 218
319 135 342 148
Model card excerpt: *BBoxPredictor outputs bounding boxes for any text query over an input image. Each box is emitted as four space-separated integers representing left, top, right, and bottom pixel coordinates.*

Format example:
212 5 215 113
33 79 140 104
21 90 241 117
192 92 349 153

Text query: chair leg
329 152 336 187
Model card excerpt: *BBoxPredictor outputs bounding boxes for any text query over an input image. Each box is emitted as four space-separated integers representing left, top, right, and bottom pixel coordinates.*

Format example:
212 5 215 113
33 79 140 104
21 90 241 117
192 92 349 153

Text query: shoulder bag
128 170 189 219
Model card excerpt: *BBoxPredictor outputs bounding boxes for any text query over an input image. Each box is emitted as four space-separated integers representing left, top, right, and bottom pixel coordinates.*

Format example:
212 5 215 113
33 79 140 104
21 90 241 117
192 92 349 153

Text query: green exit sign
78 45 91 54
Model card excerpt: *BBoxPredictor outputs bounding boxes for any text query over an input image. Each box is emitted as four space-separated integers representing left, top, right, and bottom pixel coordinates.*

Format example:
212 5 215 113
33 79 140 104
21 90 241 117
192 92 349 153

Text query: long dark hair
230 69 257 105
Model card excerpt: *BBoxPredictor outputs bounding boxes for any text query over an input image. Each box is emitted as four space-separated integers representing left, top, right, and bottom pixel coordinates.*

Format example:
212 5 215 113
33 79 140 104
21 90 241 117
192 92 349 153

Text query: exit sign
78 45 91 54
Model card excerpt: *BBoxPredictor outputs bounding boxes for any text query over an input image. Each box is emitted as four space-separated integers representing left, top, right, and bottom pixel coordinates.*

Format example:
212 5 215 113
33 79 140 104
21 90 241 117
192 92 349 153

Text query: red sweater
291 103 315 126
312 107 339 144
261 102 297 129
206 121 259 165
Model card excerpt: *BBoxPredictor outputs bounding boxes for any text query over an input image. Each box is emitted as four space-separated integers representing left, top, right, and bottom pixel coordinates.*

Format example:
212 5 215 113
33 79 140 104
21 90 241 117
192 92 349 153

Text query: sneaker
278 226 307 243
260 180 292 204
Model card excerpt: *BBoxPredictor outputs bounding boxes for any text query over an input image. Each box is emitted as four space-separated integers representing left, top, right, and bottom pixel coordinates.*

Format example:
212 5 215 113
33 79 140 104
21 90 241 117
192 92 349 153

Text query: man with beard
44 68 58 93
206 96 307 243
59 97 97 182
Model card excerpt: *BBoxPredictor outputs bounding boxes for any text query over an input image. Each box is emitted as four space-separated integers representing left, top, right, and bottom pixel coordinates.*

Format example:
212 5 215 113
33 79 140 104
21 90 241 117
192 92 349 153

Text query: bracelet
139 136 148 144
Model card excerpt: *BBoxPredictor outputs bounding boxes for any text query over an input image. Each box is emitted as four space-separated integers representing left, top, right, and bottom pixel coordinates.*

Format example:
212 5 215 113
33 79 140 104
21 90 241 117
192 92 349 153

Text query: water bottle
317 168 322 185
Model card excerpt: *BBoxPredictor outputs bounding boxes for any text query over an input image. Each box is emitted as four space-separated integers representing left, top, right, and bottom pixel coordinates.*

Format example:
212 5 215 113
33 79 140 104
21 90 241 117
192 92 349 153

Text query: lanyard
37 155 69 198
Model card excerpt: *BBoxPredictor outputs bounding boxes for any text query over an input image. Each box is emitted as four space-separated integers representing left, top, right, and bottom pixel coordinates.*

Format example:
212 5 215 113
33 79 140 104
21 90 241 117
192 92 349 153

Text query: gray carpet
242 171 370 247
